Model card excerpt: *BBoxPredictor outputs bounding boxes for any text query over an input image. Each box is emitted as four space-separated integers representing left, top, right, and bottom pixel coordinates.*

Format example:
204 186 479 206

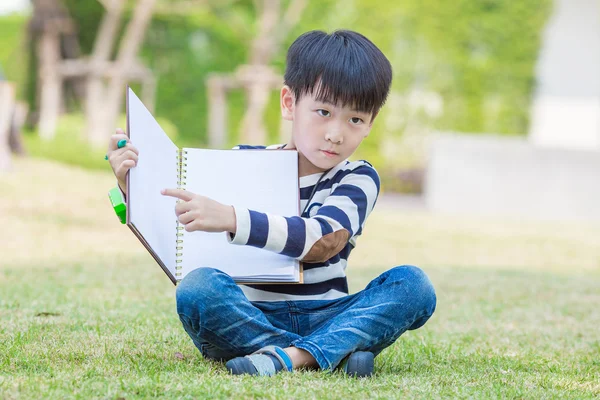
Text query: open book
124 88 302 285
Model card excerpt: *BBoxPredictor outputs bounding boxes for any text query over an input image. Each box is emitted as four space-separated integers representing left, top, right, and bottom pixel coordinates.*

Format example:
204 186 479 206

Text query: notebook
124 87 303 285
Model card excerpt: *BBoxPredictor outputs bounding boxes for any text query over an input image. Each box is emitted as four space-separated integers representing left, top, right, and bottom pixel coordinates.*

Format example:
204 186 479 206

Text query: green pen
105 139 128 160
108 187 127 224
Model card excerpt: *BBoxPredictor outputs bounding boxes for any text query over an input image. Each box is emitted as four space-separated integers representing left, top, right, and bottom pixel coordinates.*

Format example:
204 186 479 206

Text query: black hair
283 30 392 119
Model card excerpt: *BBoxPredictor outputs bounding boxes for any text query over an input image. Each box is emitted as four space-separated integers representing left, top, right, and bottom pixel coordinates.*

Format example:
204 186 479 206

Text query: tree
31 0 157 147
85 0 157 147
0 82 16 171
207 0 308 147
30 0 76 140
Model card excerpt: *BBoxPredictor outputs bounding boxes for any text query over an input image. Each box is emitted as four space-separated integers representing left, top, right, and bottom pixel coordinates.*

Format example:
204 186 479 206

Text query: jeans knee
390 265 437 314
176 267 229 316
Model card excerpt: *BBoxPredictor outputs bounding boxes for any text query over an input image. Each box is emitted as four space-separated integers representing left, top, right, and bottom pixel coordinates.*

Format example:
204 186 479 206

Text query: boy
106 30 436 377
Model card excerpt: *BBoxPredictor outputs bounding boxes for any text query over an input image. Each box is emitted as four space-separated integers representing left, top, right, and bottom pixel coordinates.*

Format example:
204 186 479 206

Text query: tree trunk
249 0 280 65
241 82 272 145
9 102 29 155
37 30 62 140
0 82 16 171
207 75 228 149
238 0 307 145
94 0 156 148
85 0 125 146
141 73 157 114
239 0 279 144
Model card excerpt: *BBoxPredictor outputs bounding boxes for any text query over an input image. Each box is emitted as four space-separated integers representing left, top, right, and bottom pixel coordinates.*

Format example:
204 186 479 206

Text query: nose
325 127 343 145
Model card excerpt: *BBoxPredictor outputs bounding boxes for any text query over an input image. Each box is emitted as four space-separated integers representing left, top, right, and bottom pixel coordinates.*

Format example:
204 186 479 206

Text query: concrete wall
529 0 600 150
425 133 600 221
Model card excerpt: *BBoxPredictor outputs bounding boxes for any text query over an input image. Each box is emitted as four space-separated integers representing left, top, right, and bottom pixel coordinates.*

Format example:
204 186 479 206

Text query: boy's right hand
107 128 139 193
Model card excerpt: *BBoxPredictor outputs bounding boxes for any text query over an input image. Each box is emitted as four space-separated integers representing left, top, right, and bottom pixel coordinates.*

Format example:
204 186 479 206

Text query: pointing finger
161 188 194 201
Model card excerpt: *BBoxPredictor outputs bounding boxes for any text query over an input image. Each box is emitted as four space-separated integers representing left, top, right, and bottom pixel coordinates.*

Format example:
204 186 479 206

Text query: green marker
108 187 127 224
105 140 127 160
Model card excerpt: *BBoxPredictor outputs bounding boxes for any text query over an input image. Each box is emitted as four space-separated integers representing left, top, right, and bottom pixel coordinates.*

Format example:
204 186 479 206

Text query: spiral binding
175 149 188 279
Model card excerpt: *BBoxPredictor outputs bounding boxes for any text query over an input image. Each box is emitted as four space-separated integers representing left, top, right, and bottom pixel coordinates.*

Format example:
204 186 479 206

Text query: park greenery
0 0 552 181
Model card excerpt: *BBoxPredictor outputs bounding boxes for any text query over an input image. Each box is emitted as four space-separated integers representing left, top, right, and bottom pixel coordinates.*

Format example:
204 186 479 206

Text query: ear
280 86 295 121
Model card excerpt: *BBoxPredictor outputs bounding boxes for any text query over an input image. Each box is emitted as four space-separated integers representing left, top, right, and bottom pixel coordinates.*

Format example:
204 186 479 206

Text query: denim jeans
176 265 436 370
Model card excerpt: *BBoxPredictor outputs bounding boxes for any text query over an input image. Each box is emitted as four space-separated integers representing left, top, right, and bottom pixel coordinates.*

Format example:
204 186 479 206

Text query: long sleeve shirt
230 144 380 301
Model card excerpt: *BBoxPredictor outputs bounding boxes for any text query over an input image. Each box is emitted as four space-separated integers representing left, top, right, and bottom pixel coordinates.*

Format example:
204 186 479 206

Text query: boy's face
281 86 374 175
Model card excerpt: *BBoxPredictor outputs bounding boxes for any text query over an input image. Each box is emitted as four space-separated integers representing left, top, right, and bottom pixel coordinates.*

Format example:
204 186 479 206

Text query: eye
350 117 364 125
316 109 331 117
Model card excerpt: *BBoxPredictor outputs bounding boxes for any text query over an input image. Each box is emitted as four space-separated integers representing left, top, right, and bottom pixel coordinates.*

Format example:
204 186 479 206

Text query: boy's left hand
161 188 236 234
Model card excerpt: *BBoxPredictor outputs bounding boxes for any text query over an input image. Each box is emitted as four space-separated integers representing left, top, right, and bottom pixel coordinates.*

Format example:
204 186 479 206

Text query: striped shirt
229 144 380 302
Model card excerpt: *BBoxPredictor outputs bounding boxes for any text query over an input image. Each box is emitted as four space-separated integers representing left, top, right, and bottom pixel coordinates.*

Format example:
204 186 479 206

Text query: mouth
321 149 339 157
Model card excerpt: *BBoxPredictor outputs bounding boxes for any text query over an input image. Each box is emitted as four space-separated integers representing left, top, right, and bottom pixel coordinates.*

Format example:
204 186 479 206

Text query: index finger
161 188 194 201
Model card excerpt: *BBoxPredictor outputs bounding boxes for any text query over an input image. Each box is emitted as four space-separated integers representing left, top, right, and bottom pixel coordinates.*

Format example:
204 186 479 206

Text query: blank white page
180 149 299 281
127 88 178 277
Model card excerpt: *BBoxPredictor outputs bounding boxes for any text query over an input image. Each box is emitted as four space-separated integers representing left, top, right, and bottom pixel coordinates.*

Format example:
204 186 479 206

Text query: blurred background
0 0 598 270
1 3 599 397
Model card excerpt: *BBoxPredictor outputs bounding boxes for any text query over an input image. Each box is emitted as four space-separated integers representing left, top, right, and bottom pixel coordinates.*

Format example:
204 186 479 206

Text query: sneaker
226 345 293 376
339 351 374 378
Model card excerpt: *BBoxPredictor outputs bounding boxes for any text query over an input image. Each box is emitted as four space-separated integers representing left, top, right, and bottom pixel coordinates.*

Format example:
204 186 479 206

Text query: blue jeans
176 265 436 370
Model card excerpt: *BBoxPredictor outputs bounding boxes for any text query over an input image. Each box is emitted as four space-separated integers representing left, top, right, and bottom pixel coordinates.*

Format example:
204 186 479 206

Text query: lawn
1 157 599 399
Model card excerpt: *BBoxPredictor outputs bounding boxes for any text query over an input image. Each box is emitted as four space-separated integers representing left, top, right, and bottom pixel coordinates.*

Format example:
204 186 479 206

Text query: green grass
1 157 599 398
1 259 599 399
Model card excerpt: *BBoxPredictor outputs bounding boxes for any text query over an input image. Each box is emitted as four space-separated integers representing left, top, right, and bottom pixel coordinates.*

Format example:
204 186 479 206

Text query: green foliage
140 11 251 147
0 14 29 99
274 0 553 172
20 0 553 142
349 0 553 135
3 1 553 189
61 0 105 55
